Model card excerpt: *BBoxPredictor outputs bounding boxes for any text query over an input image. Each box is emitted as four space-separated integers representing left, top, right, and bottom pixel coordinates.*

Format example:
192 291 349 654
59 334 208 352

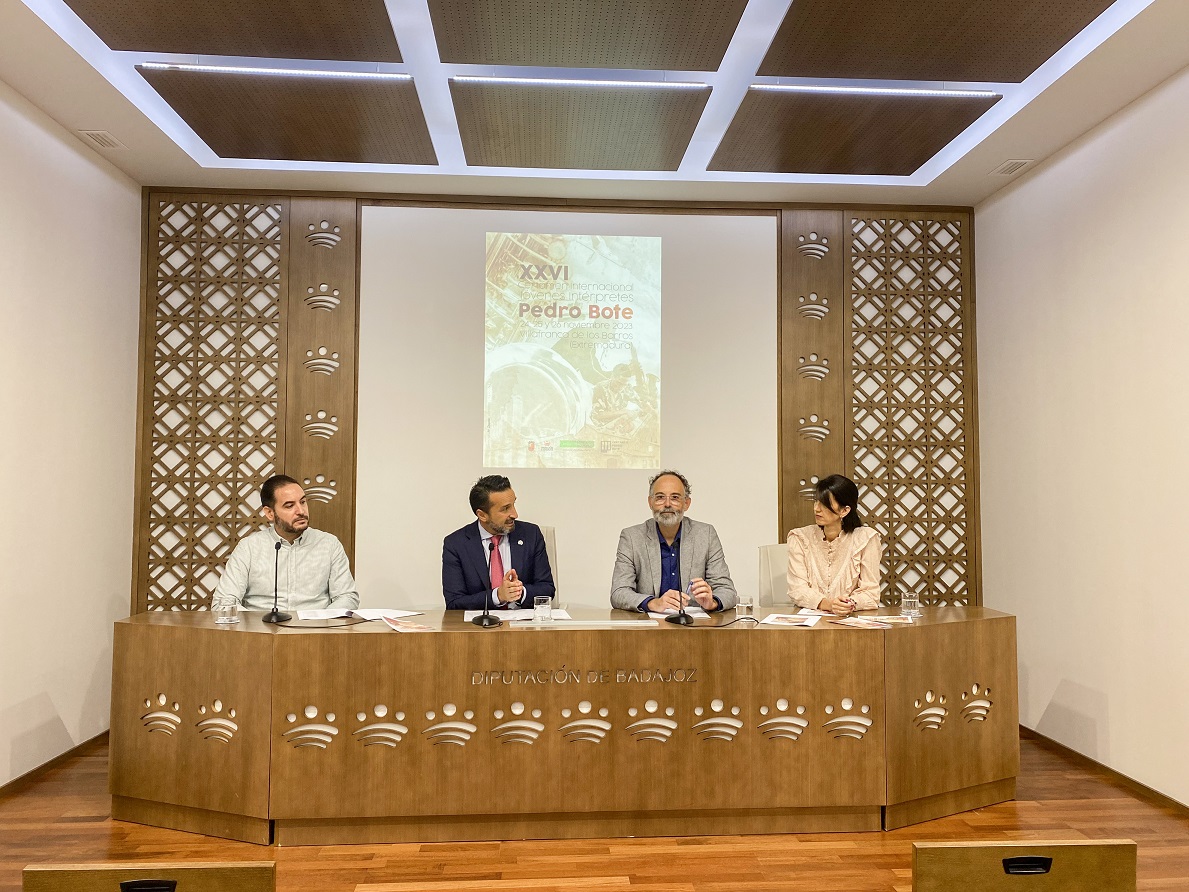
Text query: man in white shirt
212 474 359 612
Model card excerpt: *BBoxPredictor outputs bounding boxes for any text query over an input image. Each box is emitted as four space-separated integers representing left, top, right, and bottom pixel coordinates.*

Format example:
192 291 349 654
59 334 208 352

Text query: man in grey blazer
610 470 738 613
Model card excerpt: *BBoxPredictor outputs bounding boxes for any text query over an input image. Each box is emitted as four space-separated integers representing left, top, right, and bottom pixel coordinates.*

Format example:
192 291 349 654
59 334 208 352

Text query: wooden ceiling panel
429 0 748 70
452 82 708 170
757 0 1116 83
64 0 402 61
710 90 1000 176
138 70 436 165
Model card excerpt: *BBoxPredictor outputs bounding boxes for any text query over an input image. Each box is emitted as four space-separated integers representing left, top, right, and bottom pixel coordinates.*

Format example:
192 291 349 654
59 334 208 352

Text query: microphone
262 540 292 624
472 539 502 627
665 580 695 626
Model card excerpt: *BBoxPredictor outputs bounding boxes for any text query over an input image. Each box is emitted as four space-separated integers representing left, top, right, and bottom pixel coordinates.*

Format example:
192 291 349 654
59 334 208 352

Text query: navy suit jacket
442 520 555 610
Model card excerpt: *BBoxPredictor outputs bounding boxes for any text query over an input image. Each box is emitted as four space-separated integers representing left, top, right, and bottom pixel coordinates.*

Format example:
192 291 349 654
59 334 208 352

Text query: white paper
295 608 352 620
796 608 833 616
350 608 423 620
647 606 709 619
463 609 574 622
760 613 822 627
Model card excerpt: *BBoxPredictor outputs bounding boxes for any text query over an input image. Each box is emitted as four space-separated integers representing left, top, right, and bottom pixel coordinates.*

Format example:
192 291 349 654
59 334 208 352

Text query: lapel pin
517 540 523 546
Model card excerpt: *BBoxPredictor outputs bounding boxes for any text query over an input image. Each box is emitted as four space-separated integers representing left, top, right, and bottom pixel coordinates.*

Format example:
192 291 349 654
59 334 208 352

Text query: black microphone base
471 612 502 627
665 611 696 625
262 609 292 624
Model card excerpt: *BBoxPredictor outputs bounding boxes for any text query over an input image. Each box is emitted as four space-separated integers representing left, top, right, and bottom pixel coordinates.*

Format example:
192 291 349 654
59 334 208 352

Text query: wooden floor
2 732 1188 892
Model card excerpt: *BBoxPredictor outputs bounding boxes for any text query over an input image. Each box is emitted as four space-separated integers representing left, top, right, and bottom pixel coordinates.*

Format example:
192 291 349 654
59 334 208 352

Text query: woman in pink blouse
786 475 882 615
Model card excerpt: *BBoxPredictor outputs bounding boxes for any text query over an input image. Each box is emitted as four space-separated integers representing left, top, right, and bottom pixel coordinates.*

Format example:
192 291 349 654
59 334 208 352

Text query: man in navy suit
442 475 555 610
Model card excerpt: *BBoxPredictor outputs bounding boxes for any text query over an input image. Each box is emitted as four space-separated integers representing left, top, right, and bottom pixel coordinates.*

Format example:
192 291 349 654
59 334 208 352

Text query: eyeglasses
650 493 686 504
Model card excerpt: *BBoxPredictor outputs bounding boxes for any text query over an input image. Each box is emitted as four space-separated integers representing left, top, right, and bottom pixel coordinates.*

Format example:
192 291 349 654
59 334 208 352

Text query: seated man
443 475 555 610
212 474 359 612
611 469 737 613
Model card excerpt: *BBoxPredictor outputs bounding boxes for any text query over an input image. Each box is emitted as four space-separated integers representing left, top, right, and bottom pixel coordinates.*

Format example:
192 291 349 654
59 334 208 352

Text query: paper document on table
830 616 892 629
760 613 821 627
350 608 423 620
296 609 352 620
381 616 435 632
507 609 575 622
463 609 575 622
796 608 833 616
648 606 709 619
463 609 518 621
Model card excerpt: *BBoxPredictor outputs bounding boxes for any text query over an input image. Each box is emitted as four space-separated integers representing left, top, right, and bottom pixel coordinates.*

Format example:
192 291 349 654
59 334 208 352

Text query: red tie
489 535 504 593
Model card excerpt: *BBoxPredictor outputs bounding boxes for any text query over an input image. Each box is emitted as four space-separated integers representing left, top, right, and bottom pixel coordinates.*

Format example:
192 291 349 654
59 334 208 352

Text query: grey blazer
610 517 738 611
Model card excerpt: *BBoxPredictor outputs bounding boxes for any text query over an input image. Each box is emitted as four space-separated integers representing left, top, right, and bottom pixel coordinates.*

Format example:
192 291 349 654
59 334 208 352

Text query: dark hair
261 474 301 509
815 474 863 532
648 469 691 498
469 475 512 514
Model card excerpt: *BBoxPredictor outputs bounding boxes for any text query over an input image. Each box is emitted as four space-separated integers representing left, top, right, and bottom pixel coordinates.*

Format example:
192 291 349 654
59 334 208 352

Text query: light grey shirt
212 526 359 612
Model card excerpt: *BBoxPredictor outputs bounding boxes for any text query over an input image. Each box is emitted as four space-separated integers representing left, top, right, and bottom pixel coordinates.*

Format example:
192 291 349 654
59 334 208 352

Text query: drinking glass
900 592 921 618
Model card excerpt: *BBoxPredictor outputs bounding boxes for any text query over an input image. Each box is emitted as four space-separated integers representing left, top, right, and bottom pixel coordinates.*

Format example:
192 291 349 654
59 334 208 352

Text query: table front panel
883 612 1019 804
267 624 885 819
110 621 273 817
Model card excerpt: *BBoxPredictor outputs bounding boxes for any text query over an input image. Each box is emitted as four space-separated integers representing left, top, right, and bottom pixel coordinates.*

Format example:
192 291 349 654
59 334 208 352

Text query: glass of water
736 596 754 617
214 603 239 625
900 591 921 618
534 595 552 623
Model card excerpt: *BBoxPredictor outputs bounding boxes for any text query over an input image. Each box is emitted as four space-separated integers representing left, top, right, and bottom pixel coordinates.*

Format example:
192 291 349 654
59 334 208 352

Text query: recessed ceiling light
451 75 708 90
139 62 412 81
752 84 1000 99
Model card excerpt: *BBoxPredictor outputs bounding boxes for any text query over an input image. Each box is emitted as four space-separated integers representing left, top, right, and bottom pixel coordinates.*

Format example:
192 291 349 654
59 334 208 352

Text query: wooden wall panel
133 193 363 612
846 212 979 606
133 195 975 614
284 198 360 558
778 208 979 607
133 197 287 613
778 210 847 539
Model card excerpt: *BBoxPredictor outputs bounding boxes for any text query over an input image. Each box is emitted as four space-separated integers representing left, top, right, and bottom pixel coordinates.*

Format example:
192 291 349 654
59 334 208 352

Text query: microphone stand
262 540 292 624
472 539 502 627
665 581 696 626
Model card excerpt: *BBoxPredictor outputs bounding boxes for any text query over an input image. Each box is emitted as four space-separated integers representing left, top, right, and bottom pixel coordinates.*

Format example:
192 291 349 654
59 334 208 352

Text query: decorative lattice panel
848 215 976 606
136 199 285 612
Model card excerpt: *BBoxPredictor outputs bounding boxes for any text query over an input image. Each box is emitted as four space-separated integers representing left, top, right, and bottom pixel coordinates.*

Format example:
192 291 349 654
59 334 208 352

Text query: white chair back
757 542 788 606
540 525 559 596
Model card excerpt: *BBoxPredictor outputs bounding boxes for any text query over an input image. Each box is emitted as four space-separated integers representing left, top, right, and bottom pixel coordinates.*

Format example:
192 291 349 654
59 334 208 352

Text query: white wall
0 78 141 786
356 207 777 611
976 64 1189 804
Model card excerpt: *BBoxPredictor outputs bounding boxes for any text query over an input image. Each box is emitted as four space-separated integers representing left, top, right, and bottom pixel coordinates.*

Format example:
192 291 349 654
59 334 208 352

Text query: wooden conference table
109 606 1018 846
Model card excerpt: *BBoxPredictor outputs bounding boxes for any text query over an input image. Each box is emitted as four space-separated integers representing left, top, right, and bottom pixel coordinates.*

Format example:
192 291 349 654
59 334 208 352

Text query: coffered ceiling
3 0 1187 204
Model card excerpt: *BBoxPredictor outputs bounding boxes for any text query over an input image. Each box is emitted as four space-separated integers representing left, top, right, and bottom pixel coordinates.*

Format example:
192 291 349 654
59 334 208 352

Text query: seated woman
786 475 882 615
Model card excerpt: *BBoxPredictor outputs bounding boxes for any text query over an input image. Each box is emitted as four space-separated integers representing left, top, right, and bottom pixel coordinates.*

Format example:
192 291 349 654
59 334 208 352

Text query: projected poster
484 233 661 469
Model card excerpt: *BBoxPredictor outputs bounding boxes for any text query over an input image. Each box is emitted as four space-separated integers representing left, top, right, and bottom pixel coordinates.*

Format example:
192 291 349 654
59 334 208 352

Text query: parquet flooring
2 732 1188 891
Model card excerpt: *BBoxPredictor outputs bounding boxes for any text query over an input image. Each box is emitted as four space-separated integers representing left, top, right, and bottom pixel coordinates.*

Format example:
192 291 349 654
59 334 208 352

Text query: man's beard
653 509 684 527
277 517 307 537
